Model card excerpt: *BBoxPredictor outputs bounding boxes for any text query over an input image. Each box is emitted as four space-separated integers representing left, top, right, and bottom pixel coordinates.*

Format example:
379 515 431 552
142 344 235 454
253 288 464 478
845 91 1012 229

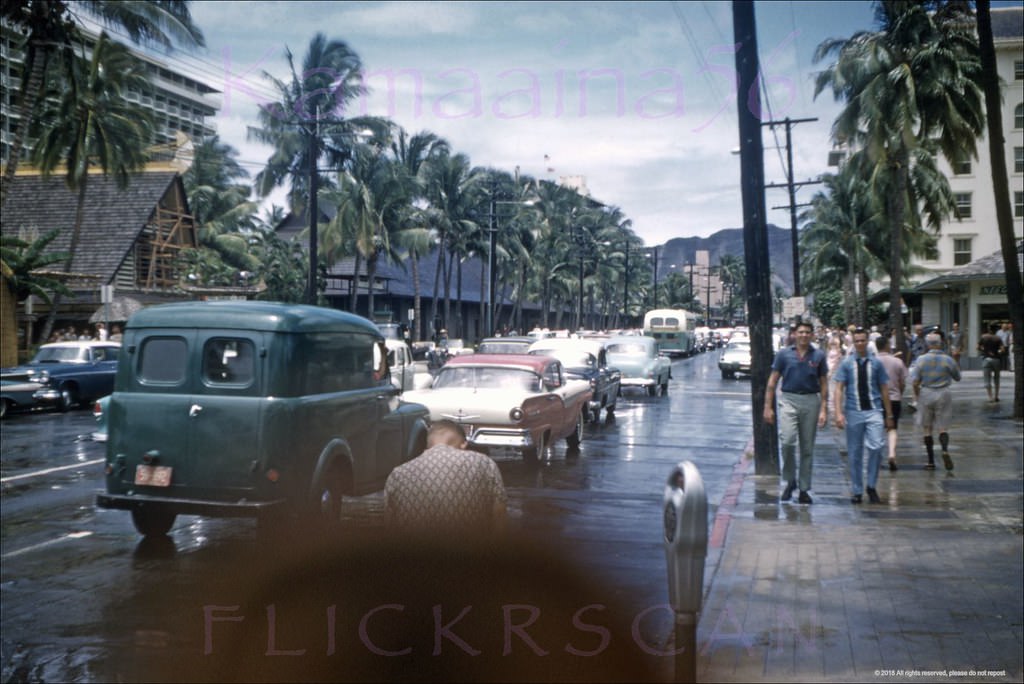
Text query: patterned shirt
385 445 507 533
909 349 961 389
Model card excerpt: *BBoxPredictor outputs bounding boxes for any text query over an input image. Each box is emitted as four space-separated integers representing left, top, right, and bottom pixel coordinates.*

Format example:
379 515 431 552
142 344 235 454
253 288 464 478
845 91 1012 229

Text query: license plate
134 465 173 487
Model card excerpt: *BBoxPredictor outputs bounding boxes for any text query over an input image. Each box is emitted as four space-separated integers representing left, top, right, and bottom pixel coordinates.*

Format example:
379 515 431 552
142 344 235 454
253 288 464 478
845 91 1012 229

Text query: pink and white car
402 354 592 462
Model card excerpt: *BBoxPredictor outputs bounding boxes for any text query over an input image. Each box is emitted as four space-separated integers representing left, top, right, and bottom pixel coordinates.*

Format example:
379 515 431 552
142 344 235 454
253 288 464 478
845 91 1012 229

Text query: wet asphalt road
1 350 753 682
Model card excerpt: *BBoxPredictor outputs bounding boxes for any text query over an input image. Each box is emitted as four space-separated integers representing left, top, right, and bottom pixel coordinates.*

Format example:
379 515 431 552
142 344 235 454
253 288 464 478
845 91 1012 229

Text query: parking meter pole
663 461 708 684
675 612 698 683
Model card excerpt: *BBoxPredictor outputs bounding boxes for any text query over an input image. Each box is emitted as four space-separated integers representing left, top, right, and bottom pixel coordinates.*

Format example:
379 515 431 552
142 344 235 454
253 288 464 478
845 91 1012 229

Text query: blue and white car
1 341 121 411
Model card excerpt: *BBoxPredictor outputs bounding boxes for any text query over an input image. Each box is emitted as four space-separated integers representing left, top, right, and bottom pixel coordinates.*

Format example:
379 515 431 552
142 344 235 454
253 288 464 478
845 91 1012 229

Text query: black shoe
942 451 954 471
924 462 936 470
851 494 863 504
867 487 881 504
781 481 797 502
888 459 898 472
798 490 812 505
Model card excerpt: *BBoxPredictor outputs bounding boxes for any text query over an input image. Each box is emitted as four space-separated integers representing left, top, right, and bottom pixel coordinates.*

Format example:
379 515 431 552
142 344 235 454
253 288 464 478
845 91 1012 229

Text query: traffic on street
1 348 752 682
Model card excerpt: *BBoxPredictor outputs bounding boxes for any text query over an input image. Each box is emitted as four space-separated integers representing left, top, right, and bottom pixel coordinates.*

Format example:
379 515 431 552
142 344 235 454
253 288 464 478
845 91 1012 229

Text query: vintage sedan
402 354 592 463
718 340 753 379
527 338 621 422
0 378 47 418
604 336 672 396
476 336 535 354
1 341 121 411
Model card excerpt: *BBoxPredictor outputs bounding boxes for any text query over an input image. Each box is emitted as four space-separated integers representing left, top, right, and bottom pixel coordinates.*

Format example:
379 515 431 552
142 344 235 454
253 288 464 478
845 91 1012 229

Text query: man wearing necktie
834 328 895 504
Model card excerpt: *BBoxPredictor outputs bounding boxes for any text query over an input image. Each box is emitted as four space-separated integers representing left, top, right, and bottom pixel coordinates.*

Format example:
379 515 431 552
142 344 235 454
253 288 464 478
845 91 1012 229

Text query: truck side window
139 337 188 384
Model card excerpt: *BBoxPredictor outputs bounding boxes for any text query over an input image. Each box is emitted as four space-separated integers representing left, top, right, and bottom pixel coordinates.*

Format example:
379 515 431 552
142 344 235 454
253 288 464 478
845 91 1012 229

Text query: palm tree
30 32 153 341
1 0 204 207
249 33 385 303
976 0 1023 418
1 229 71 364
814 0 985 355
183 135 257 243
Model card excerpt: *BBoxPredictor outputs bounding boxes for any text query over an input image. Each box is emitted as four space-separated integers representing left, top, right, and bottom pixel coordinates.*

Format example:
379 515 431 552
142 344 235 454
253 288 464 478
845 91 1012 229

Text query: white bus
643 309 698 357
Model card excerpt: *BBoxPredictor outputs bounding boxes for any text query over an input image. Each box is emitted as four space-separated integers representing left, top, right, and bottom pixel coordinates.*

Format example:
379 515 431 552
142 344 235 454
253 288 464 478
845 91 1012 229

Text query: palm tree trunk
431 236 445 336
349 252 362 313
888 155 909 362
411 254 422 343
478 256 485 335
366 251 378 322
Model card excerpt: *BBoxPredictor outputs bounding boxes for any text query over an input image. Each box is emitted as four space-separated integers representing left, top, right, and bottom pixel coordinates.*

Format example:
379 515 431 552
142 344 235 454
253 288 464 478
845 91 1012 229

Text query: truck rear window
203 338 255 386
139 337 188 384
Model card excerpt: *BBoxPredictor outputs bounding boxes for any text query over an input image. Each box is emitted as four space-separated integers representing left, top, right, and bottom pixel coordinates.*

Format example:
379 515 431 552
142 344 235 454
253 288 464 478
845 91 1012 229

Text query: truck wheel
58 384 79 411
647 385 657 397
131 509 176 537
721 370 734 379
315 468 349 525
566 410 583 449
523 432 547 464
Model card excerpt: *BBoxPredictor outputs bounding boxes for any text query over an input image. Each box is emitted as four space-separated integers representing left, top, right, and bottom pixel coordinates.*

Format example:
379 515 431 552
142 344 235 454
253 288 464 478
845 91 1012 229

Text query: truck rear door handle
189 404 203 418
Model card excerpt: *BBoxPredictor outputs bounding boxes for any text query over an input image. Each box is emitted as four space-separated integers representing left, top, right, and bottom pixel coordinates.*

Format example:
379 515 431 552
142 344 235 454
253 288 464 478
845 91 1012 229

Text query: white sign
408 308 415 322
100 285 114 304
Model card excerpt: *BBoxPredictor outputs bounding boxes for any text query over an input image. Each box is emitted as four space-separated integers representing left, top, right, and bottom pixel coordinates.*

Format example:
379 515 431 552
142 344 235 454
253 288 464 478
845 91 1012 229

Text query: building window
954 192 972 219
953 238 972 266
1017 61 1024 80
1017 104 1024 129
1016 191 1024 218
1016 147 1024 174
952 156 971 175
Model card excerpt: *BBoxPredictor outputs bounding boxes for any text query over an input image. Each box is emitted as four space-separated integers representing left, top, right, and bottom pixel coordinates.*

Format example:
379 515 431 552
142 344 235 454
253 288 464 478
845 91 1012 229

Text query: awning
90 296 145 323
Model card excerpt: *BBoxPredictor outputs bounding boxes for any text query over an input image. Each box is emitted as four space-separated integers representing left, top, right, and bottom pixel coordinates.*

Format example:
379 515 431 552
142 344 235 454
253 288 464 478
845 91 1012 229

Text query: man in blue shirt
764 321 828 504
834 328 895 504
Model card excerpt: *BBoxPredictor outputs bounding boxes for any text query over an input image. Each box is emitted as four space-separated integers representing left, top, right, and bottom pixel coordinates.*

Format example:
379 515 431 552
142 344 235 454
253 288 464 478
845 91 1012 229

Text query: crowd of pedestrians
767 318 1012 505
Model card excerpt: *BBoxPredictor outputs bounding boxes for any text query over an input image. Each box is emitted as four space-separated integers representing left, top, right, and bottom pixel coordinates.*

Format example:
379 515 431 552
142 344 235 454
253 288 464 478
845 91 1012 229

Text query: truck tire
131 509 176 537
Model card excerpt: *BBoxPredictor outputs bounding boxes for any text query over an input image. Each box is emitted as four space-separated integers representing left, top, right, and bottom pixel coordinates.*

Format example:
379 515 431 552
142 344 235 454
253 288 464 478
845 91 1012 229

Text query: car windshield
531 349 593 369
606 342 648 355
32 346 88 363
726 342 750 353
478 342 530 354
433 367 542 391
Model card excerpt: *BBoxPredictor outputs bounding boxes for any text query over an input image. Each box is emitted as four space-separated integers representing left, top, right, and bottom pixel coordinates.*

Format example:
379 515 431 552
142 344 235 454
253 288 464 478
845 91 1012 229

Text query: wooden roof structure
0 167 197 292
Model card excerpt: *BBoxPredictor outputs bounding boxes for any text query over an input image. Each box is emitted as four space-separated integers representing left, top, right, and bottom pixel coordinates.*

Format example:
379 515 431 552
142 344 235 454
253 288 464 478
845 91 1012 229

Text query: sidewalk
698 371 1023 683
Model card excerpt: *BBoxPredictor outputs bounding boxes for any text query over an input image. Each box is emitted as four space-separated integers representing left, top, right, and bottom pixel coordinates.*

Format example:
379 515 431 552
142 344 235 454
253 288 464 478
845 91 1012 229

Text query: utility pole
733 1 777 475
307 122 319 305
763 116 819 297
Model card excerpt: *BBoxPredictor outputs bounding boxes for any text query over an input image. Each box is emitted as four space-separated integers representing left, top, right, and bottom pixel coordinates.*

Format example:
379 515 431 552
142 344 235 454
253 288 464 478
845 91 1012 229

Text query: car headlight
509 407 524 422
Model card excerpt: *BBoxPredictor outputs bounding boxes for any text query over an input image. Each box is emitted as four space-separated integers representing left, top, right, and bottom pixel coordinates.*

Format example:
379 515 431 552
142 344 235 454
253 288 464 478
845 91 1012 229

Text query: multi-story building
826 7 1022 365
913 6 1023 365
1 21 219 164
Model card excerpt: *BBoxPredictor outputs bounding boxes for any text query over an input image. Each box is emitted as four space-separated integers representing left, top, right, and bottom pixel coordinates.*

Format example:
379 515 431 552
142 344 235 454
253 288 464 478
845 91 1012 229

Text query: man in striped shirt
910 333 961 471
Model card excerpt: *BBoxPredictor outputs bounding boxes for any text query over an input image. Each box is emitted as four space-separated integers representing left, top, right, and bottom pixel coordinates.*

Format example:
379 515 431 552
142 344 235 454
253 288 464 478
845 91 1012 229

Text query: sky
121 1 959 245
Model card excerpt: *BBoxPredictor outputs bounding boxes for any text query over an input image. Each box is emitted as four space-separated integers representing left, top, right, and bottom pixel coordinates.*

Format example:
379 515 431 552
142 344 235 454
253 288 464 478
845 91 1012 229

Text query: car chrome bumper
96 492 287 518
619 377 656 387
467 426 533 449
32 388 61 404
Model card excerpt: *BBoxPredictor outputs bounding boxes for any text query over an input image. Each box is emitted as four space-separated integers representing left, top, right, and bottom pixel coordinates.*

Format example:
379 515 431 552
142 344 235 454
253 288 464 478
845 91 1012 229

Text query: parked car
402 353 592 463
476 336 535 354
604 336 672 396
92 395 110 442
95 301 431 537
527 338 621 422
385 339 433 391
1 340 121 411
718 340 753 379
0 378 47 418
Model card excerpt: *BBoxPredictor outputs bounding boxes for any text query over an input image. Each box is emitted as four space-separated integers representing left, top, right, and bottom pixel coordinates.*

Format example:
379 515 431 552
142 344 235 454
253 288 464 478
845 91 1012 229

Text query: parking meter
663 461 707 683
